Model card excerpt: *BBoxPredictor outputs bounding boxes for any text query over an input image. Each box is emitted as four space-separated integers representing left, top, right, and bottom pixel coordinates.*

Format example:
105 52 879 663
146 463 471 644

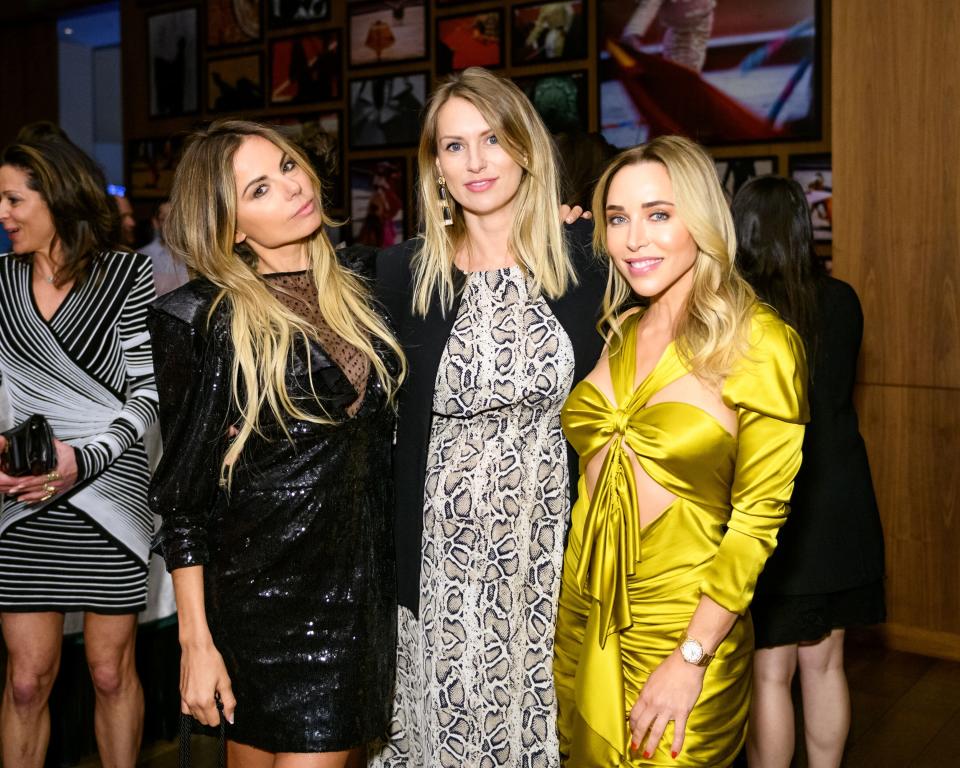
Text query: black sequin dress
147 251 396 752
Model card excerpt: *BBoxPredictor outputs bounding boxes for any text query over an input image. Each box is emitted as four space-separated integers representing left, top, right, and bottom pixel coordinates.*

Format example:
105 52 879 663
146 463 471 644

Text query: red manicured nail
672 750 679 758
643 751 650 759
630 740 639 751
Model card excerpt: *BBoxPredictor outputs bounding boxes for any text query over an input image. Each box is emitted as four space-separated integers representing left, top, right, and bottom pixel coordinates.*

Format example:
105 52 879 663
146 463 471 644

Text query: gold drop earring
437 175 453 227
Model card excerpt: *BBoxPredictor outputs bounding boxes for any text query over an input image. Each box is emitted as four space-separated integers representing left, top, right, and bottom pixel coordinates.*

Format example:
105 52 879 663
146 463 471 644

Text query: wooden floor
79 640 960 768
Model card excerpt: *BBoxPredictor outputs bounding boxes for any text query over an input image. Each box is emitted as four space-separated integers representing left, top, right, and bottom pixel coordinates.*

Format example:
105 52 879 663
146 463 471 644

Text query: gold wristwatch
678 631 715 667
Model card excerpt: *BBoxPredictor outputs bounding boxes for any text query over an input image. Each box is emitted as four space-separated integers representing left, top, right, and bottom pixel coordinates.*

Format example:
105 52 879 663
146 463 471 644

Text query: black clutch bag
1 414 56 477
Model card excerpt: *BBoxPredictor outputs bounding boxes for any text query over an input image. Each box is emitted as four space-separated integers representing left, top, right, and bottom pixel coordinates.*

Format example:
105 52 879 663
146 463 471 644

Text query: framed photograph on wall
348 72 427 149
128 137 184 198
270 31 341 105
515 70 589 134
713 155 778 199
599 0 821 147
272 111 344 209
511 0 587 66
268 0 330 28
348 0 428 67
148 8 198 117
207 0 261 48
436 9 503 74
350 158 406 248
207 54 263 112
790 153 832 241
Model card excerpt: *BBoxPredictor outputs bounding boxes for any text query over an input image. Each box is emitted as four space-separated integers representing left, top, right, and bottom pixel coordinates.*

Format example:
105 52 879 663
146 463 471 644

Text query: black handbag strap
178 693 226 768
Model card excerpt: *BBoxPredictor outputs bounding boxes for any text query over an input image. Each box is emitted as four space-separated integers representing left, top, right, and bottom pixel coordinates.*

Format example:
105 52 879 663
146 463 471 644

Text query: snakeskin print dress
373 266 575 767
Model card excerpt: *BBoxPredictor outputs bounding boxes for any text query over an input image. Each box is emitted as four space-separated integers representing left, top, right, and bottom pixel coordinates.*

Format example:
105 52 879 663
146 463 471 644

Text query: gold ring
43 483 55 494
46 471 61 482
40 492 53 502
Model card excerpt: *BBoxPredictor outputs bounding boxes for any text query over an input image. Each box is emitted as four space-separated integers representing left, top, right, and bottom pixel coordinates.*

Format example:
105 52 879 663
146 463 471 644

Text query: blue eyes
606 211 670 225
444 135 499 152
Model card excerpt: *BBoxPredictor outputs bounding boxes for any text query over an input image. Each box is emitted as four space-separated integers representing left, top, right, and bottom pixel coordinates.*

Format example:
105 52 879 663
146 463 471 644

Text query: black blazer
375 221 607 614
756 277 886 596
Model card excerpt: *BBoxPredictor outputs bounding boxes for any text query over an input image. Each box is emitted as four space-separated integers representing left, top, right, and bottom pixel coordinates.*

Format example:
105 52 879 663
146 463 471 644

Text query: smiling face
232 135 323 262
0 164 58 257
604 161 699 304
434 96 524 220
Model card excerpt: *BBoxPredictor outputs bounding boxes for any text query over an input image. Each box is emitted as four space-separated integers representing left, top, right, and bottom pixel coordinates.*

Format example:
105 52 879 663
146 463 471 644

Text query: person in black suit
732 176 886 768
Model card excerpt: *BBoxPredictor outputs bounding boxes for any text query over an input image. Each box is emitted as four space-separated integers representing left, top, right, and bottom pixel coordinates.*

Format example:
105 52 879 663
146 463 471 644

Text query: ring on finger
43 483 55 494
40 492 53 501
46 470 61 482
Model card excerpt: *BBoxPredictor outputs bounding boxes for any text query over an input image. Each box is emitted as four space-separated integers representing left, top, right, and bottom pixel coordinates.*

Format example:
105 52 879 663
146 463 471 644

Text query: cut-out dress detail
554 307 808 767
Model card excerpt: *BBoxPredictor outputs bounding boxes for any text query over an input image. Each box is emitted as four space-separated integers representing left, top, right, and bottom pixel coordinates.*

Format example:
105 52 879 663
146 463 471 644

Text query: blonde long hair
593 136 756 384
165 119 405 485
412 67 575 317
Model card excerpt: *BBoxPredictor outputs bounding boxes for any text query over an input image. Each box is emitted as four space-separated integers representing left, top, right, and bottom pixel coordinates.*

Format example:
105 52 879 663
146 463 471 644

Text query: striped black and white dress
0 251 158 613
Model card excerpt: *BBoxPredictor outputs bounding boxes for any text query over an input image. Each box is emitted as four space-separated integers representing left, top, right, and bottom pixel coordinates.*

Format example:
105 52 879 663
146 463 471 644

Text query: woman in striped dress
0 133 157 767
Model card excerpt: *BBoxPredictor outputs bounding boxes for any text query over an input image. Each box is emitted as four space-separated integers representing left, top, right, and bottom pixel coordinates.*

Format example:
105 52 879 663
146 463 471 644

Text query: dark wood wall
833 0 960 661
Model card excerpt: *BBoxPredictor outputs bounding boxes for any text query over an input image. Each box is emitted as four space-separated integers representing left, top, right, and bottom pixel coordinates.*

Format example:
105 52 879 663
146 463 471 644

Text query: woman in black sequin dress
147 120 405 765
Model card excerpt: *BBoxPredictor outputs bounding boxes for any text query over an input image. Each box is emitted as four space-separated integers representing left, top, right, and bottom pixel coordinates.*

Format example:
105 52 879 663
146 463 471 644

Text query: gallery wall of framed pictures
123 0 832 251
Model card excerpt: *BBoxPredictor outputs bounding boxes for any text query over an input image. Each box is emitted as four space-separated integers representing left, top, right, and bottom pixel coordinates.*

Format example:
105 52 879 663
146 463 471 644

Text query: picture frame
127 137 184 198
348 0 428 68
348 71 428 149
350 157 407 248
271 111 344 209
270 31 342 106
790 153 832 242
511 0 588 67
435 9 503 74
147 7 199 118
207 53 264 112
267 0 330 29
713 155 779 199
206 0 261 48
598 0 821 147
515 70 589 134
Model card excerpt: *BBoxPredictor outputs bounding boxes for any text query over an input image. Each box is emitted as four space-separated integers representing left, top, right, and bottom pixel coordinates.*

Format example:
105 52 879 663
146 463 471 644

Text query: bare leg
228 743 360 768
747 643 798 768
83 612 143 768
0 612 63 768
797 629 849 768
229 741 275 768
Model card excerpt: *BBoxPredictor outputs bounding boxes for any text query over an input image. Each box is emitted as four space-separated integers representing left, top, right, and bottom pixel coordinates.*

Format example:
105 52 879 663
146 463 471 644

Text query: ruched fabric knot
611 409 630 435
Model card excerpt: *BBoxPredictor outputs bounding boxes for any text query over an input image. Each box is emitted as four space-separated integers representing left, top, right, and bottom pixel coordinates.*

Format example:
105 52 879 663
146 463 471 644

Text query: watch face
681 639 703 664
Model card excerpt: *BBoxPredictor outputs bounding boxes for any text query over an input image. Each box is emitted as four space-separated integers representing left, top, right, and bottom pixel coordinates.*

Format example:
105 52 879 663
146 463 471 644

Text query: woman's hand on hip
2 439 79 503
628 649 706 760
180 638 237 727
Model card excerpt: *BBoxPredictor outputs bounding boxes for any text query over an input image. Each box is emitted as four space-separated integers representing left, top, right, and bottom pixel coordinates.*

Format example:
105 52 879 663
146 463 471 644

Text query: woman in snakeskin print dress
371 68 605 767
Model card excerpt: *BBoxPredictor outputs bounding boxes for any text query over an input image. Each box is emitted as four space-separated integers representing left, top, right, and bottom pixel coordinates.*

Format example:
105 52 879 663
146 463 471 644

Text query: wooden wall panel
832 1 960 390
835 1 960 659
856 385 960 634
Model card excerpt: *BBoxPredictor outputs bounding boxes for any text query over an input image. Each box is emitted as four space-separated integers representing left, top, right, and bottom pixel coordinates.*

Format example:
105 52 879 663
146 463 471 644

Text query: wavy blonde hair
165 119 405 486
592 135 756 385
412 67 575 316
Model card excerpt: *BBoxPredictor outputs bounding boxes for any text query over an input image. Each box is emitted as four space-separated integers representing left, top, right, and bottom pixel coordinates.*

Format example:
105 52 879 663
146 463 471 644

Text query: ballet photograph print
207 54 264 112
511 1 587 66
435 10 503 74
148 8 198 117
599 0 821 147
270 31 342 105
348 72 427 149
348 0 428 67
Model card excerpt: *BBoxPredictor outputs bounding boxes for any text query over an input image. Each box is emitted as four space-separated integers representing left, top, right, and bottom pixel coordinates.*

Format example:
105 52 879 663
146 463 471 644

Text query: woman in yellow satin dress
553 136 808 768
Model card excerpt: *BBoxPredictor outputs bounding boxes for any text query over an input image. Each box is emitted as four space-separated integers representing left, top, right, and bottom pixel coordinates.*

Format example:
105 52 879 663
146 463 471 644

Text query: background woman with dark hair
0 133 158 767
732 176 885 768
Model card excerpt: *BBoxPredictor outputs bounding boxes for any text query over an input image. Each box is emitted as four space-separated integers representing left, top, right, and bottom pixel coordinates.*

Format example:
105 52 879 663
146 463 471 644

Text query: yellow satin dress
554 306 808 767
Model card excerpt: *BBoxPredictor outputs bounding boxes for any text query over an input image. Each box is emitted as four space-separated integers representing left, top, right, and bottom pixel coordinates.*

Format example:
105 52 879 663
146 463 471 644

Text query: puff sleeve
700 307 809 614
147 303 233 570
